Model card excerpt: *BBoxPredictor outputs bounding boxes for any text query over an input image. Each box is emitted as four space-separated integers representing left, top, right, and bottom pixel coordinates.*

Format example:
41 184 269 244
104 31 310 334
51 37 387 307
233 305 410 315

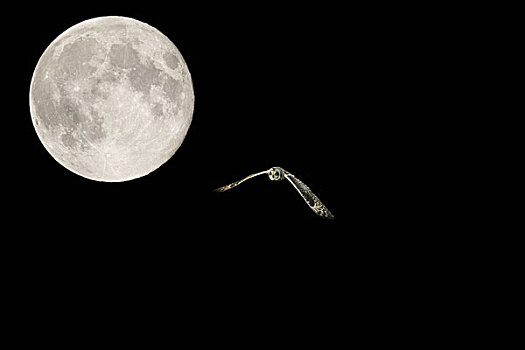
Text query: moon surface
29 16 194 181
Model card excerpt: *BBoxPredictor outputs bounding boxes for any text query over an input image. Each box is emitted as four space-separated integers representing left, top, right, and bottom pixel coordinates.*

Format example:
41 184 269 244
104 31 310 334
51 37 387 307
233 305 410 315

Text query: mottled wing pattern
213 170 268 192
283 170 334 219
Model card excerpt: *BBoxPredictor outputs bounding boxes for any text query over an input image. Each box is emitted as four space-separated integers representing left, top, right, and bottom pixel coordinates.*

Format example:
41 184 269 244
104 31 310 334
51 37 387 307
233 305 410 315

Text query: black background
5 2 450 341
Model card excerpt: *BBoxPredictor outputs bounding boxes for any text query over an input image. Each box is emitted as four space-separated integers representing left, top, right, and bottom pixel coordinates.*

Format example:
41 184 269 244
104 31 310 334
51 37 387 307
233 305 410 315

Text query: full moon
29 16 194 181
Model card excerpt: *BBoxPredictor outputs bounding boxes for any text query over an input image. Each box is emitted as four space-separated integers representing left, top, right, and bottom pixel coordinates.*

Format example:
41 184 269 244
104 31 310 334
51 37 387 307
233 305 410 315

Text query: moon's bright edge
29 16 194 182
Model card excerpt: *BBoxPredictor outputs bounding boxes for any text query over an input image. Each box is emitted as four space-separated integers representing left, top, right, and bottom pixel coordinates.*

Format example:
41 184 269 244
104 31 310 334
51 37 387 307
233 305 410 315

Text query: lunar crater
30 16 194 181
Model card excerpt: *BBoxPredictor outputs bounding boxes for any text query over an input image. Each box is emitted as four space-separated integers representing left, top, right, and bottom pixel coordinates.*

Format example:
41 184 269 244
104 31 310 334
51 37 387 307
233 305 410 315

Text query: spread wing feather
213 170 268 192
283 170 334 219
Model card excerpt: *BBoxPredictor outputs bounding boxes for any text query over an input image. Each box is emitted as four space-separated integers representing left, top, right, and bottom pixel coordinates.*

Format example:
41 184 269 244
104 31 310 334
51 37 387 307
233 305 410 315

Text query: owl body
214 166 334 219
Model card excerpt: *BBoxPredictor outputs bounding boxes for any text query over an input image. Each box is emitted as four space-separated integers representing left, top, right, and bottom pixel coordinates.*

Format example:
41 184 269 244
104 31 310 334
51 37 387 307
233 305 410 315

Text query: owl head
268 167 284 181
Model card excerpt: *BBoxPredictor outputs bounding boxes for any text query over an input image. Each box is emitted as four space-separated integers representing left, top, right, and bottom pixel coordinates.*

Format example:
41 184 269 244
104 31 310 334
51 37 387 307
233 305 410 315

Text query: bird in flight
214 166 334 219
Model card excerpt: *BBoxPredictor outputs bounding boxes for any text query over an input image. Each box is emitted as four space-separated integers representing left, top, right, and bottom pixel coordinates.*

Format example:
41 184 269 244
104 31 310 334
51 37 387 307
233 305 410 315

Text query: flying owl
214 167 334 219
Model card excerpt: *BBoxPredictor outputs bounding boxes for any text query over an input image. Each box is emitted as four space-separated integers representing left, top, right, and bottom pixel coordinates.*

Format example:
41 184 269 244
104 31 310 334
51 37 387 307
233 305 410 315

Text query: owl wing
213 170 268 192
283 170 334 219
